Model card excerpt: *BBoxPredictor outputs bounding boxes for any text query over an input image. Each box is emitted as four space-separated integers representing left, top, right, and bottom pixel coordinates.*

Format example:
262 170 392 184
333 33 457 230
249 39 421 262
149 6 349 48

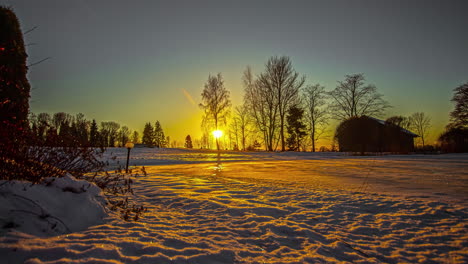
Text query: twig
23 26 38 35
28 57 51 67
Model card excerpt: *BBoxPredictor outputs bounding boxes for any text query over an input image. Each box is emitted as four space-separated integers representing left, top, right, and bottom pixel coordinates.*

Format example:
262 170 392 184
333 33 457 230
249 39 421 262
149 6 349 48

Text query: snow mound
0 174 108 237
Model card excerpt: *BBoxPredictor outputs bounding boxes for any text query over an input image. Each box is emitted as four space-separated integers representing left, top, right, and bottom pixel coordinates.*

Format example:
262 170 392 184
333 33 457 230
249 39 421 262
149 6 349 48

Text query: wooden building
336 116 418 154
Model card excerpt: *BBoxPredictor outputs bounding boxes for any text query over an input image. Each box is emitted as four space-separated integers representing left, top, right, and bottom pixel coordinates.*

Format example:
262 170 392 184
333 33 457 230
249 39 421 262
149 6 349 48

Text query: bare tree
119 126 130 147
410 112 431 147
257 56 305 151
328 74 390 120
229 117 239 150
243 66 277 151
100 121 120 147
234 105 250 151
52 112 73 133
199 73 231 150
385 116 412 130
303 84 328 152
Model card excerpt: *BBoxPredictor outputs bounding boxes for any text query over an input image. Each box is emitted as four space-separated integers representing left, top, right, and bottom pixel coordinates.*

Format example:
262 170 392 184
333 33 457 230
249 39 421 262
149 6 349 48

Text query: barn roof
367 116 419 137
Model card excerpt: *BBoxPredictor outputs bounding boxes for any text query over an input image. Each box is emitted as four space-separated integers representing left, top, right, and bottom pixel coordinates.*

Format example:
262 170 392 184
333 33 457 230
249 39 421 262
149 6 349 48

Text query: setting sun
212 130 223 139
1 2 467 263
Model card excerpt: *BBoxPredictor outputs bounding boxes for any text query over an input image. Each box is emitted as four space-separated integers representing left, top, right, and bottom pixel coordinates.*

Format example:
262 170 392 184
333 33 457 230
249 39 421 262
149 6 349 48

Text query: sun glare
212 130 223 139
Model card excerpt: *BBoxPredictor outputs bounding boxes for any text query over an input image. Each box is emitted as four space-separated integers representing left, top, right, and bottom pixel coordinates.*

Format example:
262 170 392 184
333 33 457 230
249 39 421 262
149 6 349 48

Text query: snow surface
0 174 107 237
1 148 467 263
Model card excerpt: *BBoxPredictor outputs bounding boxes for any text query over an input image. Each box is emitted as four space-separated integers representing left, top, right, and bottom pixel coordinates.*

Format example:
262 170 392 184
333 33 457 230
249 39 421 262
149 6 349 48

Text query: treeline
28 112 158 148
199 56 459 152
28 112 173 149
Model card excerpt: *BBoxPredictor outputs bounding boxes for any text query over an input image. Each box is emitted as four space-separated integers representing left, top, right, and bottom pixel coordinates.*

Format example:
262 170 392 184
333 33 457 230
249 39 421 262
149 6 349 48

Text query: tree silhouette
52 112 72 133
74 113 90 145
0 6 31 132
438 83 468 153
142 122 154 147
200 73 231 150
90 119 99 146
119 126 130 147
439 126 468 153
185 135 193 148
131 130 140 144
286 105 307 151
409 112 431 147
328 74 390 120
257 56 305 151
303 84 328 152
450 81 468 127
153 121 165 148
36 113 51 141
100 121 120 147
231 105 250 151
243 66 276 151
385 116 411 130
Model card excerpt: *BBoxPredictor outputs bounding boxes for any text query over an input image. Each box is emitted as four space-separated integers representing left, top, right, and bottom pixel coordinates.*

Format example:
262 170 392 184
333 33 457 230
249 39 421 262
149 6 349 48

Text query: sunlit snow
1 149 467 263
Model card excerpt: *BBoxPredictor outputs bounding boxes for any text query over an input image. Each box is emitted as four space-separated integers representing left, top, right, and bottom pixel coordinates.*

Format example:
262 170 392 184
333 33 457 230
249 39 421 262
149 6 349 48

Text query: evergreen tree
90 119 98 146
450 81 468 128
131 130 140 144
286 105 307 151
185 135 193 148
58 120 71 146
0 6 31 132
74 113 89 145
154 121 165 148
142 122 154 147
438 82 468 153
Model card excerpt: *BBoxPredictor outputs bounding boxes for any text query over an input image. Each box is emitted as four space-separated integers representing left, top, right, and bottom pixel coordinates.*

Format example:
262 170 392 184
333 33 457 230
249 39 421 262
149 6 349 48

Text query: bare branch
28 57 51 67
23 26 38 35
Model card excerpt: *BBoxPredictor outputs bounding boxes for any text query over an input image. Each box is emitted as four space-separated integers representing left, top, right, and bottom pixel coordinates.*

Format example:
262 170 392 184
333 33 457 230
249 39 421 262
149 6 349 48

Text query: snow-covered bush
0 174 107 237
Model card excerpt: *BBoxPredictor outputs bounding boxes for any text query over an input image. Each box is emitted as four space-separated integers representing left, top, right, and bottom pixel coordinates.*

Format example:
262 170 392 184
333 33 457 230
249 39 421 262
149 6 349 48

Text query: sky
2 0 468 145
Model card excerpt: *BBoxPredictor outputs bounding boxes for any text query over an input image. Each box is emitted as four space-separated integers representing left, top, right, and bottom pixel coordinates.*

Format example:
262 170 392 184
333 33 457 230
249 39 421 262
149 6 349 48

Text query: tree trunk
311 122 316 152
280 118 285 151
312 132 315 152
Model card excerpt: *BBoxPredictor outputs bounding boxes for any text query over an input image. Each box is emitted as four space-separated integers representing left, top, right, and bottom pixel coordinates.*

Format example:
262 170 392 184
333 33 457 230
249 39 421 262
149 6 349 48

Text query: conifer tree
131 130 140 144
0 6 31 132
450 82 468 128
185 135 193 148
90 119 98 146
286 105 307 151
154 121 164 148
142 122 154 147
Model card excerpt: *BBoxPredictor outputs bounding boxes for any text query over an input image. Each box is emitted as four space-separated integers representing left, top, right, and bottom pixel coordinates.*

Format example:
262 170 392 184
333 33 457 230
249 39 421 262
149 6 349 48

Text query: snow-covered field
1 148 467 263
